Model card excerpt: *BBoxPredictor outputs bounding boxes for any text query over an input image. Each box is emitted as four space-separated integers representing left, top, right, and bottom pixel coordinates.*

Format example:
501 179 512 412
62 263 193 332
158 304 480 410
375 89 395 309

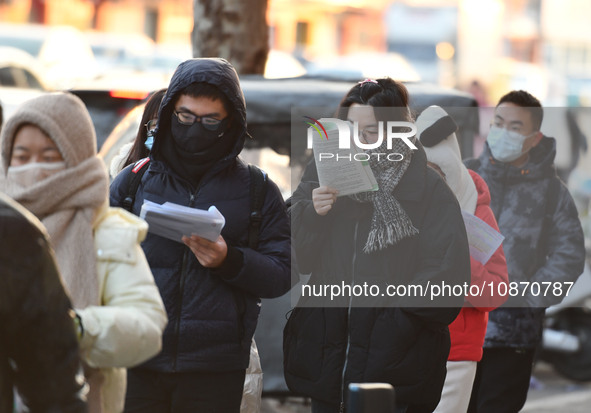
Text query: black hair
337 77 412 122
497 90 543 130
122 88 167 169
181 82 232 117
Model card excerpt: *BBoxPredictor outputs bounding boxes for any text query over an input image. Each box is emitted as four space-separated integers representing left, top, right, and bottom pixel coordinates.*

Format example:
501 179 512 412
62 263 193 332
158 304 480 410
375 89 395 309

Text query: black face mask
160 113 235 186
170 113 229 154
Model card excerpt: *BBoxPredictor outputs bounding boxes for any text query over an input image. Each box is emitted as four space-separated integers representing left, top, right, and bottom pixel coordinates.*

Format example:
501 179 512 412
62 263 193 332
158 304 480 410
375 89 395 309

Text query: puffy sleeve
211 175 292 299
290 160 335 274
524 182 585 307
77 208 167 368
402 173 472 326
466 202 509 311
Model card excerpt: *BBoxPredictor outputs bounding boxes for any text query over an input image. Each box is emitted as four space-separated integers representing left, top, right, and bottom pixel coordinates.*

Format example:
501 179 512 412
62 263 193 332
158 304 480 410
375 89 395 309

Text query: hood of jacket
1 92 96 171
468 169 491 208
152 58 248 174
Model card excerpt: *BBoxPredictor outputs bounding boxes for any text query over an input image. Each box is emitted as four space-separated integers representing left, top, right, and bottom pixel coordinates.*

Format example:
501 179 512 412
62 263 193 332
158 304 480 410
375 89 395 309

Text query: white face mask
486 126 536 163
6 162 67 188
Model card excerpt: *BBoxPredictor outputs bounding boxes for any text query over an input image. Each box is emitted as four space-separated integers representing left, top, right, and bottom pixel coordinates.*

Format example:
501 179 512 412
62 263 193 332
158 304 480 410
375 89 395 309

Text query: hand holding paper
182 234 228 268
312 186 339 216
140 200 225 243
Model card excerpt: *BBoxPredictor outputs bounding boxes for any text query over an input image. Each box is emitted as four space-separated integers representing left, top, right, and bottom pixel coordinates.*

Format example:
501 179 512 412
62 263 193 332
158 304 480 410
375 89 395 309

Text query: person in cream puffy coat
79 205 167 412
0 92 167 413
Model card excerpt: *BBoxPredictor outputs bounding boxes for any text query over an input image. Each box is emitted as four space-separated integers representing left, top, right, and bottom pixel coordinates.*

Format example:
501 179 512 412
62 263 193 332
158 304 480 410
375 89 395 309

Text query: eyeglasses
174 110 226 131
145 119 158 134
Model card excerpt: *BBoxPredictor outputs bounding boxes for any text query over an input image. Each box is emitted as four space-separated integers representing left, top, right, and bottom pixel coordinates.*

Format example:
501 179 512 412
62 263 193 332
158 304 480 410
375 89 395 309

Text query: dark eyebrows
494 114 524 127
176 105 222 118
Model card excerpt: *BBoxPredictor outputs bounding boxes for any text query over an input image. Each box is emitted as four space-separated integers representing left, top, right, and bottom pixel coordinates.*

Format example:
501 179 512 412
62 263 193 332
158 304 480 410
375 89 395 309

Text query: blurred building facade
0 0 193 44
269 0 391 60
0 0 590 103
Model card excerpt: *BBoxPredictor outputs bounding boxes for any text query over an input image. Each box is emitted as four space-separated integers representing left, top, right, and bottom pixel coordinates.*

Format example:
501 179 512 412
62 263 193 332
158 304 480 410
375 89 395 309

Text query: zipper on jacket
340 221 359 411
172 250 189 372
172 189 199 371
494 167 509 222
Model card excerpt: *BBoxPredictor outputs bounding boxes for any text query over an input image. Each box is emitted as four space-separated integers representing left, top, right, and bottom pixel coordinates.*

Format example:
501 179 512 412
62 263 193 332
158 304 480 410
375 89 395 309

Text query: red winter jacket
448 170 509 361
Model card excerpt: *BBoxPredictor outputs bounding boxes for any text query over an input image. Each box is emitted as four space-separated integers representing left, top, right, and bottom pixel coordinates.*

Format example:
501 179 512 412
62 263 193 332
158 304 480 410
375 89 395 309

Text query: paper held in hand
140 200 225 243
311 124 378 197
461 210 504 265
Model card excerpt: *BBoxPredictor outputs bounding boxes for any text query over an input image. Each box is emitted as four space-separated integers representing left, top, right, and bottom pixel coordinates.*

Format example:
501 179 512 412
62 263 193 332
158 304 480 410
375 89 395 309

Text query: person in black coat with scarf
285 78 471 413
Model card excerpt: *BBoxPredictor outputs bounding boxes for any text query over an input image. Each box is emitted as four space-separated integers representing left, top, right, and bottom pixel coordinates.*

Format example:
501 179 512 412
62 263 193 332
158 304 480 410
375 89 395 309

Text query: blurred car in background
99 103 145 169
0 23 97 90
126 43 192 78
0 46 48 90
0 46 49 126
84 30 155 75
0 87 45 128
305 52 421 83
101 75 478 180
264 50 307 79
0 24 164 142
70 87 153 150
97 48 308 156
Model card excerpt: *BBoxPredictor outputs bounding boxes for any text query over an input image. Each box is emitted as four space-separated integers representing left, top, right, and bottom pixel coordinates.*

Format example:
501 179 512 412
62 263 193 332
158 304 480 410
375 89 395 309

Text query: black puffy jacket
110 58 291 372
285 146 471 411
0 193 86 413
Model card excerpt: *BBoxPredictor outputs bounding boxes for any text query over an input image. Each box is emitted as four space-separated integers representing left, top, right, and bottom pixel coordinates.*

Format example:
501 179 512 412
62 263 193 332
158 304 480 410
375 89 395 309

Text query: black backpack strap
122 157 150 213
248 164 268 249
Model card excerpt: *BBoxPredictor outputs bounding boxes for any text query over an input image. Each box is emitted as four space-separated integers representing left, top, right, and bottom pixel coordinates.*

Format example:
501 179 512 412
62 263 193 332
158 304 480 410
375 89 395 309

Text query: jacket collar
394 142 428 202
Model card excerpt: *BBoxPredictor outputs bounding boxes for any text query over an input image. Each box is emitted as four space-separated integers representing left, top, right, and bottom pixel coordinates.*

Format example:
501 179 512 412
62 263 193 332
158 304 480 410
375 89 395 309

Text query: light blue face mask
487 126 536 163
145 131 155 151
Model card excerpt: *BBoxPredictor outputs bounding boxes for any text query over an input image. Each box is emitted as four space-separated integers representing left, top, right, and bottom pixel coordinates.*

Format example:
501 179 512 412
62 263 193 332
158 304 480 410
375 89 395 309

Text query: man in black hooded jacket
110 58 290 412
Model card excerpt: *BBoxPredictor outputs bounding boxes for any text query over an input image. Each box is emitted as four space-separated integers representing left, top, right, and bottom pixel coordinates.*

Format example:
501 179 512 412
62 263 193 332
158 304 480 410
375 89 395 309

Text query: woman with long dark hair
109 88 166 177
285 78 471 413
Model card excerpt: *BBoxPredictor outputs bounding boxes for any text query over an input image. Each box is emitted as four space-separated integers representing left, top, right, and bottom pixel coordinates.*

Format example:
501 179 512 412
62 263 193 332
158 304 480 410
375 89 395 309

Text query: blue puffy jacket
110 58 291 372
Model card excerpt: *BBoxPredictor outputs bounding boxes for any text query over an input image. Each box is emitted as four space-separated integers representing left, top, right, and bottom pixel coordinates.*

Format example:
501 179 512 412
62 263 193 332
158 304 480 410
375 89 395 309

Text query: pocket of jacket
364 309 423 385
231 290 246 343
283 307 325 381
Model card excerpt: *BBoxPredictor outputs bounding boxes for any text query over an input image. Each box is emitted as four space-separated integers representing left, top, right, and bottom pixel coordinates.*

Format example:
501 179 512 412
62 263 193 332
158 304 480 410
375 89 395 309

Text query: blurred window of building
296 21 309 47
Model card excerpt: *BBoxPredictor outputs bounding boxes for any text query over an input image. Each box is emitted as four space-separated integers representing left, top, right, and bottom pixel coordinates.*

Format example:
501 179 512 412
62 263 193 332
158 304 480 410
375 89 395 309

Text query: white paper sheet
312 127 378 197
140 200 225 243
461 210 505 265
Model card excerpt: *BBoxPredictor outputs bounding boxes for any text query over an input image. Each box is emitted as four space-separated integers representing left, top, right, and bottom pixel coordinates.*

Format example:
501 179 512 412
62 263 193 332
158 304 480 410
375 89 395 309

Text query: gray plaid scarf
349 138 418 253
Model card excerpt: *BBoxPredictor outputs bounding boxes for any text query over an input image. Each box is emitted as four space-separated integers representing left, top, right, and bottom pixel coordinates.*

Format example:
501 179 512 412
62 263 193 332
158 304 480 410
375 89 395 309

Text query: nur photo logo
305 117 418 162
